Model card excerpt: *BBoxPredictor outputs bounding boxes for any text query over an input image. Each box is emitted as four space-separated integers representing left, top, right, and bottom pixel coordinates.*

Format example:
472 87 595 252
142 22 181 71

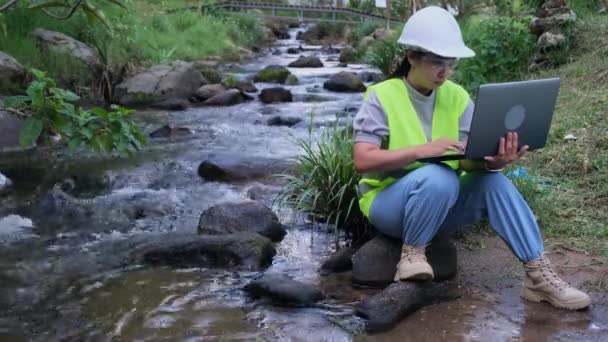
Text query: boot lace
530 256 570 291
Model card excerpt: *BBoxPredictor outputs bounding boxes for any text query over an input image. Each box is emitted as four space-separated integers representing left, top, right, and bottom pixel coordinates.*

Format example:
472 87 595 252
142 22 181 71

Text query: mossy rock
254 65 292 84
285 74 299 85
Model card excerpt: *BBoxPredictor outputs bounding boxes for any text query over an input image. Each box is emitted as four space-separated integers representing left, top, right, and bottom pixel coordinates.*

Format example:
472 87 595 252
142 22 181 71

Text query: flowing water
0 26 607 342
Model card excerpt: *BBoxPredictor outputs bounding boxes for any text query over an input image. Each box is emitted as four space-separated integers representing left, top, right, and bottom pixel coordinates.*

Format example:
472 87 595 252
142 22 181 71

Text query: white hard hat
397 6 475 58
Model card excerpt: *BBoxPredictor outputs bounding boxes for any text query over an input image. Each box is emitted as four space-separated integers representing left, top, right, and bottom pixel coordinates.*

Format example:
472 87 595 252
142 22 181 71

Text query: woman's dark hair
389 50 425 79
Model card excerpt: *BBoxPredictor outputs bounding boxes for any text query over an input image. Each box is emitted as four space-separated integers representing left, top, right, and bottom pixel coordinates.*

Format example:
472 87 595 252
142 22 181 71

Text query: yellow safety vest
357 78 470 218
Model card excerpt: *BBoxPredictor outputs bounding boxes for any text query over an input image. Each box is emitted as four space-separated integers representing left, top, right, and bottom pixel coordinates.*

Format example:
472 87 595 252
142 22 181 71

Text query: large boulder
0 110 24 151
254 65 293 84
131 232 276 270
323 72 366 93
259 87 293 104
351 234 458 288
30 29 102 70
244 273 324 306
197 201 286 242
288 56 324 68
356 281 459 333
197 154 294 183
321 247 356 274
203 89 253 106
195 84 226 101
114 61 205 106
0 51 25 89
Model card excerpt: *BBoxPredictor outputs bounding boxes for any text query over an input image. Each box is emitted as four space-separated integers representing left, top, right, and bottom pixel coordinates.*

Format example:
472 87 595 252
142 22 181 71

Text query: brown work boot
394 244 434 282
522 255 591 310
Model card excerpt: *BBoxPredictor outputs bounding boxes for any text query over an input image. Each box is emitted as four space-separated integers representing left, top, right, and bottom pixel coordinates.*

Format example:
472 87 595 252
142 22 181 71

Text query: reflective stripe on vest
357 78 470 218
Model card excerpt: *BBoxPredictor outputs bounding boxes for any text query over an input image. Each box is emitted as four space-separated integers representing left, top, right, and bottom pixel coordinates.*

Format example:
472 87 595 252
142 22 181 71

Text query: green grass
513 14 608 256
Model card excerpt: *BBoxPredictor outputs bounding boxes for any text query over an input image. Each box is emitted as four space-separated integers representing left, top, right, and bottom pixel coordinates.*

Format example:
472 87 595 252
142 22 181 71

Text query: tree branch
41 0 84 20
0 0 19 12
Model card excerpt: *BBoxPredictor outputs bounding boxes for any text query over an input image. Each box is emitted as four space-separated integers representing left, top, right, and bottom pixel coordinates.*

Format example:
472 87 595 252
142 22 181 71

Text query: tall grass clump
276 114 370 246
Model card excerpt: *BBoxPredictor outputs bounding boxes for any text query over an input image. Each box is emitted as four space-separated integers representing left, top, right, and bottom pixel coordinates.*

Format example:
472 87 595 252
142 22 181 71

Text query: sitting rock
30 28 102 70
195 84 226 101
352 234 457 288
259 87 293 104
266 115 302 127
197 154 294 183
131 232 276 270
254 65 293 84
197 200 286 242
149 124 192 138
244 273 324 306
321 247 356 274
288 56 324 68
150 98 190 111
323 72 366 93
203 89 253 106
356 281 459 333
339 47 358 63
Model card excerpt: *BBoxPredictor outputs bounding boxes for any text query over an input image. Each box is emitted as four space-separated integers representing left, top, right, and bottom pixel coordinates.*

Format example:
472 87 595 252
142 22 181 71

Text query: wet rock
0 51 26 88
338 63 348 68
150 98 190 111
272 48 282 56
357 71 384 83
259 87 293 104
194 84 226 101
223 79 258 93
321 247 355 274
321 45 340 54
197 154 294 183
245 184 280 203
59 172 111 197
30 29 102 70
351 235 457 288
193 60 223 83
355 281 459 333
0 110 23 151
203 89 253 106
244 273 324 306
114 61 205 106
288 56 324 68
254 65 293 84
149 124 192 138
0 172 11 192
132 232 276 270
339 47 358 63
285 74 299 85
266 115 302 127
197 200 285 242
296 31 304 40
323 72 366 93
286 47 299 54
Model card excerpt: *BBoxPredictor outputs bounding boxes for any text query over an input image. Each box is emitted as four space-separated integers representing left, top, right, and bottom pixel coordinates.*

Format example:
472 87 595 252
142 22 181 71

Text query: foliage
3 69 146 155
276 113 370 245
454 16 536 94
364 37 406 76
302 22 347 44
348 21 380 45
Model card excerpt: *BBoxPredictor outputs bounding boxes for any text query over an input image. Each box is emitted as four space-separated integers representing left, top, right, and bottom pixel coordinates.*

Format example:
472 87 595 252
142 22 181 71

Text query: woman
353 6 590 310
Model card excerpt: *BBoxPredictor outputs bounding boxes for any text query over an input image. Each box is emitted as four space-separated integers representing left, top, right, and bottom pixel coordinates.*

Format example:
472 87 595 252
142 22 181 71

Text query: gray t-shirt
354 79 474 146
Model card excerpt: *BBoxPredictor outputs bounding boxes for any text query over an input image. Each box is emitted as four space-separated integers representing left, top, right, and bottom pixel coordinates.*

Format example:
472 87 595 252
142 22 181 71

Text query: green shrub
364 38 406 76
454 16 536 94
302 22 347 44
276 114 370 245
3 69 146 155
349 21 380 45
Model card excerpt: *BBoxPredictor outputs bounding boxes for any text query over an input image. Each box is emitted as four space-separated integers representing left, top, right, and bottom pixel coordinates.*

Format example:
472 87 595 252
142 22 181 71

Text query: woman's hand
484 132 528 169
418 138 464 158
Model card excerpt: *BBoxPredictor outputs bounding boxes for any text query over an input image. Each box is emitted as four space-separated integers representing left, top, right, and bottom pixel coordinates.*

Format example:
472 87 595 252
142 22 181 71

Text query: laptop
417 78 561 163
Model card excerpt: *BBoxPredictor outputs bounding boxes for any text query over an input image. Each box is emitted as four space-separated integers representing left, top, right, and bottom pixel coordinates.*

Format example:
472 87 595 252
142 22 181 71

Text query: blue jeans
369 164 544 262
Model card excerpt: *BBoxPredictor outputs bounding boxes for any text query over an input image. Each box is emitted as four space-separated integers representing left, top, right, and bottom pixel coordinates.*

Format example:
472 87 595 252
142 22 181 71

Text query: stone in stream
351 234 458 288
266 115 302 127
197 154 294 183
288 56 324 68
244 273 324 306
203 89 253 106
150 98 190 111
194 84 226 102
320 247 356 274
323 72 366 93
197 200 286 242
259 87 293 104
149 124 192 139
254 65 293 84
355 281 460 333
131 232 276 270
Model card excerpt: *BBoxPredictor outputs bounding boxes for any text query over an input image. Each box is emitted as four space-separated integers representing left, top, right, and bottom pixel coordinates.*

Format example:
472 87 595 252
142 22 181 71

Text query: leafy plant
364 38 406 76
3 68 146 155
276 113 370 246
